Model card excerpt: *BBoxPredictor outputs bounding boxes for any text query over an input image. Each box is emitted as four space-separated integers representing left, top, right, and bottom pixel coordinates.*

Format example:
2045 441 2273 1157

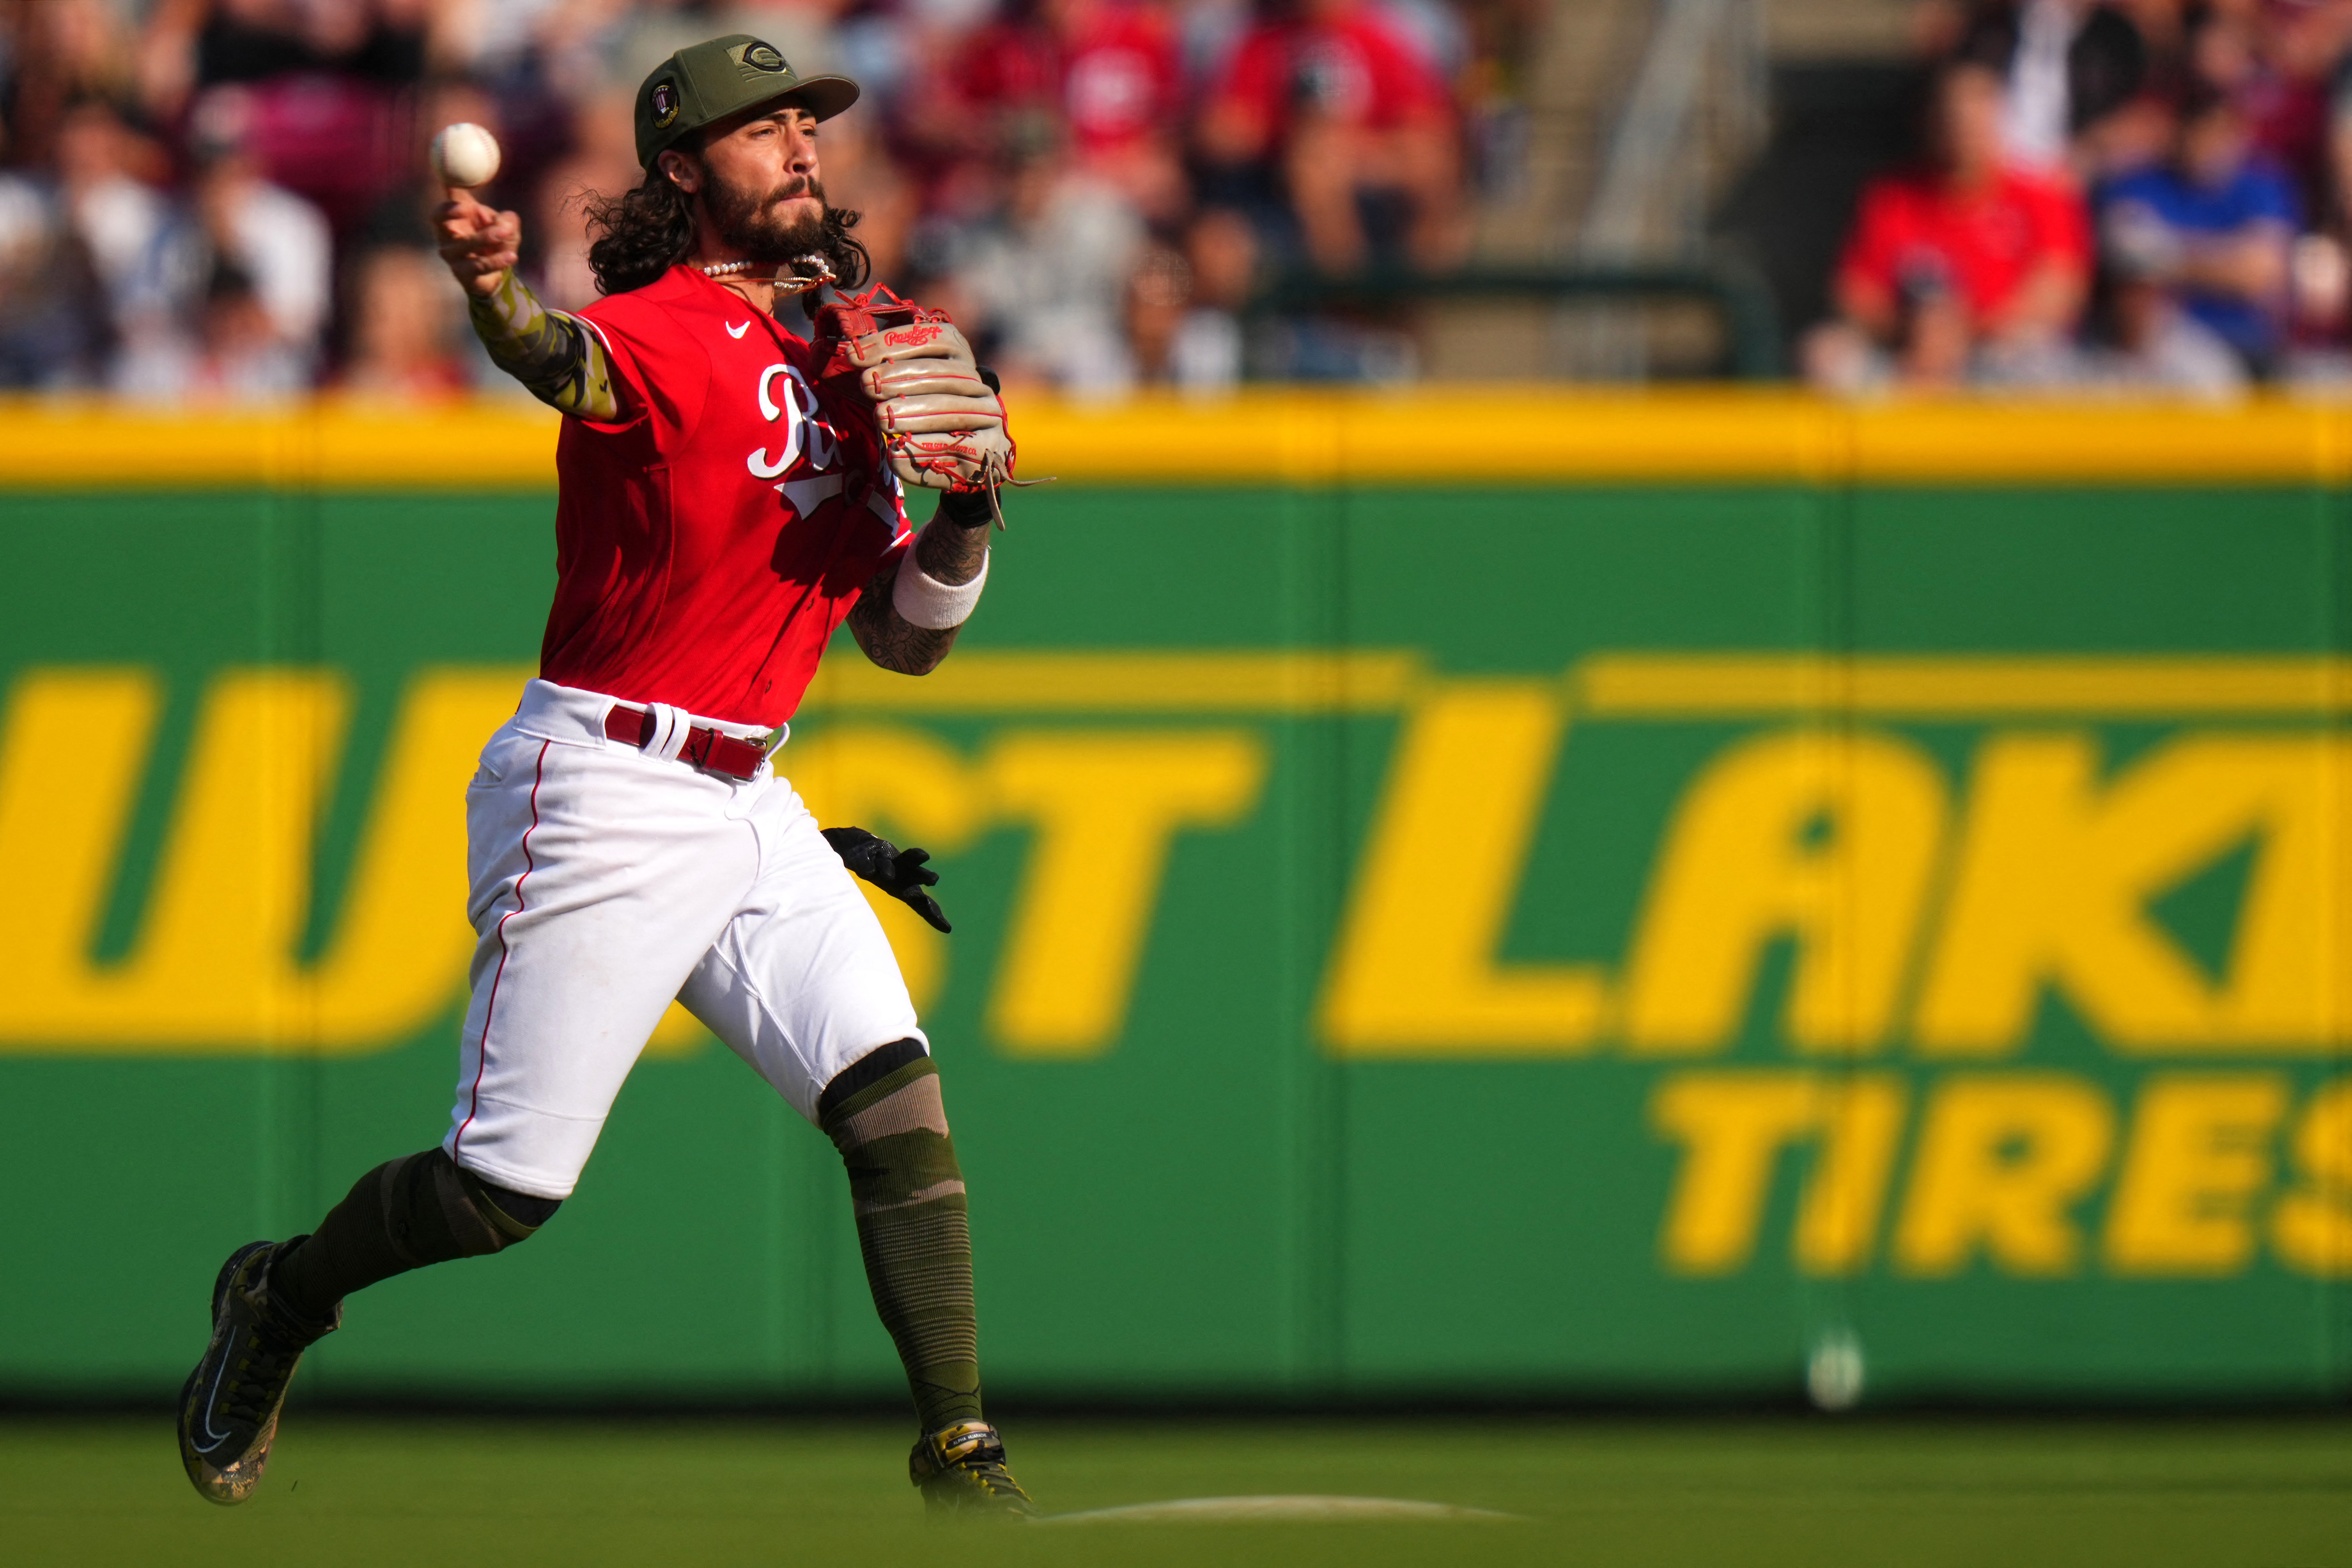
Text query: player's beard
584 163 869 296
703 169 832 277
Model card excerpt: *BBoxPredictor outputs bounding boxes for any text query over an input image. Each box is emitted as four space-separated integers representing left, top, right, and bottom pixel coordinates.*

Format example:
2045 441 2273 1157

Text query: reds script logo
747 362 837 480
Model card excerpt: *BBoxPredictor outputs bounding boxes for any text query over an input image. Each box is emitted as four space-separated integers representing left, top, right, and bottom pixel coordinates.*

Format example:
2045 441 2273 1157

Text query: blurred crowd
0 0 1527 402
38 0 2349 404
1809 0 2352 398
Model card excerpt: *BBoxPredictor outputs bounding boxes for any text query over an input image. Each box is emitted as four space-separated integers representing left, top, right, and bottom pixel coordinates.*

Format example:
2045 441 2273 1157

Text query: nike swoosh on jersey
727 320 750 338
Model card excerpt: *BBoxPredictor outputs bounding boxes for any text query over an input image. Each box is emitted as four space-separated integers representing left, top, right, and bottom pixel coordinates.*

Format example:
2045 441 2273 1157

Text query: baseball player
176 36 1032 1516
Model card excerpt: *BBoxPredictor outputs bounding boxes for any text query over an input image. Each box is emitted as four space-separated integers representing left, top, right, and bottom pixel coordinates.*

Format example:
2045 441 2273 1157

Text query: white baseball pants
443 678 925 1198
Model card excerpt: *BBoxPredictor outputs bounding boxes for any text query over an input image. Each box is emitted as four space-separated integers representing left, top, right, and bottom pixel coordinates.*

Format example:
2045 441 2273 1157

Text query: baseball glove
814 287 1018 521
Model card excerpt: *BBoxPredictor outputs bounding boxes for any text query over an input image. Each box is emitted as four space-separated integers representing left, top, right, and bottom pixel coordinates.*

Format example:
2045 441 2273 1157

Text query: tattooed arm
435 192 624 422
848 492 993 675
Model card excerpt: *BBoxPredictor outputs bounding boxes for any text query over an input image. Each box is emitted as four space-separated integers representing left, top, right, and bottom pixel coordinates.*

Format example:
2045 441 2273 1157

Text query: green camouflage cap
634 35 859 169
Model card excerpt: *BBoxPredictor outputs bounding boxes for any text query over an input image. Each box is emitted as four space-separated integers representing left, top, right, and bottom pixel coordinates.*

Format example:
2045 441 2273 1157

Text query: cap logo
650 80 681 127
744 42 787 72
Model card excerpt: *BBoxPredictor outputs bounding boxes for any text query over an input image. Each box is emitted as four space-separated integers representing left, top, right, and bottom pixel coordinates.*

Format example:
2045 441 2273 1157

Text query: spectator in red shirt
1059 0 1185 212
953 0 1062 141
1811 59 2093 390
1199 0 1463 273
954 0 1186 217
1061 0 1183 158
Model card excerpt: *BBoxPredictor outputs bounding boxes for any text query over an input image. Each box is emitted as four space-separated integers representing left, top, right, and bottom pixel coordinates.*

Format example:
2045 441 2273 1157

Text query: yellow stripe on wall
0 401 561 488
805 650 1424 711
6 391 2352 487
822 651 2352 717
1579 655 2352 717
806 649 2352 717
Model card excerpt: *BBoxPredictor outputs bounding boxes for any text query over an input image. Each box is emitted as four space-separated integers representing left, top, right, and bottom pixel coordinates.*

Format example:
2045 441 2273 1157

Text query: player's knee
460 1167 563 1247
818 1037 938 1144
817 1039 965 1206
385 1148 561 1261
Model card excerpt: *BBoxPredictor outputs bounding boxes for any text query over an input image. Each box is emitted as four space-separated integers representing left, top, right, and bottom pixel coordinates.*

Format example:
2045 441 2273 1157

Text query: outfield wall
5 392 2350 1405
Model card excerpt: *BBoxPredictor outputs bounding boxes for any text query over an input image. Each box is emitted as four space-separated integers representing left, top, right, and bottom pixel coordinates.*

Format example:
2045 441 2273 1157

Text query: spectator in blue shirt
2099 88 2299 370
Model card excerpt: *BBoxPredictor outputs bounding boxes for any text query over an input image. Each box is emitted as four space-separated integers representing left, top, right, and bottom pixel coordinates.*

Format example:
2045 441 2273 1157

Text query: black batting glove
822 826 952 933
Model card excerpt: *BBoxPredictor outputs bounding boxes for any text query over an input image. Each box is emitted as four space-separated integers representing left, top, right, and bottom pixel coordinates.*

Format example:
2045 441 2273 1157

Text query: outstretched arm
848 490 993 676
434 194 624 422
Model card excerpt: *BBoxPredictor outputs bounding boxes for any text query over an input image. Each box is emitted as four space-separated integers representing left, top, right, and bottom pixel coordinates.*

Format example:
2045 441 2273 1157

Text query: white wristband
890 535 989 629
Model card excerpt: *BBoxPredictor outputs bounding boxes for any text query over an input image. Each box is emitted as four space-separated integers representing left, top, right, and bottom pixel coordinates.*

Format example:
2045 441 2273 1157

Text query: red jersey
1836 164 2090 329
1063 5 1182 157
955 3 1181 158
955 20 1060 127
1209 8 1450 147
543 266 911 728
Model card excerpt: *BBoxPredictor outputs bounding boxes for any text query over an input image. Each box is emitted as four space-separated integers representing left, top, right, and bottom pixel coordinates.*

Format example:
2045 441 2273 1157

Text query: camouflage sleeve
466 270 623 423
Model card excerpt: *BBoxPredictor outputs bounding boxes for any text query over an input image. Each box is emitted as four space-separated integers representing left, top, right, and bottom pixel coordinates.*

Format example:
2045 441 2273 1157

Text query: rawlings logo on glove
814 287 1025 523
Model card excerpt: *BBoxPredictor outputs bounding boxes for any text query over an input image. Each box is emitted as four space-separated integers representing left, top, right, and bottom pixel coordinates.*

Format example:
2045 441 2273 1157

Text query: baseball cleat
909 1420 1037 1517
177 1239 336 1506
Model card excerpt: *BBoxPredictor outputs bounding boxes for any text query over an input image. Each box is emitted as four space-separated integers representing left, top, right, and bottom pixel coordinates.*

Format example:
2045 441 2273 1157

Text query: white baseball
432 122 502 189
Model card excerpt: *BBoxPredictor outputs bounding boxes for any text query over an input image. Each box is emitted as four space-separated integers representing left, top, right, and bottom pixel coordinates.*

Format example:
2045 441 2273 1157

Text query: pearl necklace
700 257 835 295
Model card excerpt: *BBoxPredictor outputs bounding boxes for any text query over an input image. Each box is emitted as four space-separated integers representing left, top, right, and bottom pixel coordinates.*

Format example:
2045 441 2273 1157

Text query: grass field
8 1413 2351 1567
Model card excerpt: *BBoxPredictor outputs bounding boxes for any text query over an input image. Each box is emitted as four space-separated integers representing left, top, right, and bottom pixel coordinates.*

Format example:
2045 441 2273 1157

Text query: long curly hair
581 163 871 296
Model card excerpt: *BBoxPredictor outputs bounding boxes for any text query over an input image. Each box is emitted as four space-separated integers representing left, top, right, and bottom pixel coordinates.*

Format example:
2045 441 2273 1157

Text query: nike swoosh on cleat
727 321 750 338
196 1337 237 1447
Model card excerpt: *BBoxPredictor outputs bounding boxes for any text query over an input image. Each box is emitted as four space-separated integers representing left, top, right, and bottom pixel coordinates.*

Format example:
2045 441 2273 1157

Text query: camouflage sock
272 1148 557 1324
820 1042 982 1432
